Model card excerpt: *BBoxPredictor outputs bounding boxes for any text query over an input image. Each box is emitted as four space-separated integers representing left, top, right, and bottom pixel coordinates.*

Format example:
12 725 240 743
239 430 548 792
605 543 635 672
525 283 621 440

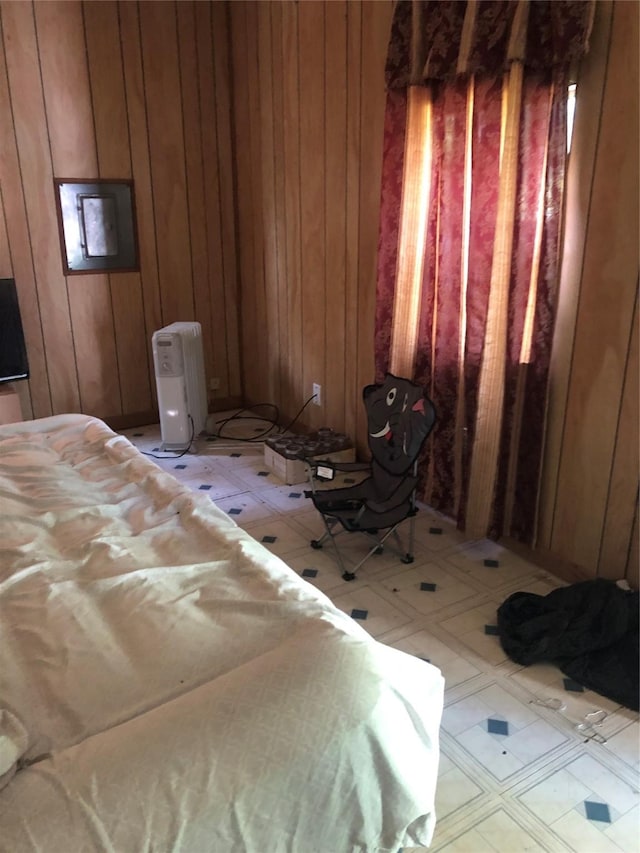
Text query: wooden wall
0 0 241 426
229 0 393 446
537 0 639 587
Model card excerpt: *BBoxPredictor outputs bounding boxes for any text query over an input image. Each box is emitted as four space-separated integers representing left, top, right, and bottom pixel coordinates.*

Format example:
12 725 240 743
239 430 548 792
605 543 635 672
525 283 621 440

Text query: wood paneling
139 1 193 324
230 0 393 448
599 290 639 579
281 2 303 421
119 0 162 410
324 2 348 434
211 1 241 400
538 0 639 584
0 0 241 423
2 0 80 415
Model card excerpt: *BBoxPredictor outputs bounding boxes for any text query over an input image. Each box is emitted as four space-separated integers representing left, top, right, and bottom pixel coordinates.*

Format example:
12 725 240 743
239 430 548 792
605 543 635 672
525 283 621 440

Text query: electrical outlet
312 383 322 406
209 377 220 391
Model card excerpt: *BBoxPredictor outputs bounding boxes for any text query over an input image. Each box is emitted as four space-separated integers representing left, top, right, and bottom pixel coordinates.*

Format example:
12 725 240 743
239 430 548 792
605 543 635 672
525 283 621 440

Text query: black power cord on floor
207 395 318 443
209 403 280 443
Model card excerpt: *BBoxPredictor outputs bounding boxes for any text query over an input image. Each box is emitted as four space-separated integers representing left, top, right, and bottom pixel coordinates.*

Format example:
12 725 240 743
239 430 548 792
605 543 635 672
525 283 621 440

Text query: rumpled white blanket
0 708 28 790
0 414 444 852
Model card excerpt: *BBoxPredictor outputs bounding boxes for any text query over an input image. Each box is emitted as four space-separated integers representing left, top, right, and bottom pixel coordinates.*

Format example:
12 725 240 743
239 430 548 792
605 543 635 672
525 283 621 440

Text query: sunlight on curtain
376 0 595 542
465 61 524 538
389 86 432 378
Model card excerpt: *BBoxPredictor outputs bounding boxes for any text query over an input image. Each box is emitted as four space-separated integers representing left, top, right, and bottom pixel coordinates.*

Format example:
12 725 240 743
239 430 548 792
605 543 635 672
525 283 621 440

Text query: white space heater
152 322 207 451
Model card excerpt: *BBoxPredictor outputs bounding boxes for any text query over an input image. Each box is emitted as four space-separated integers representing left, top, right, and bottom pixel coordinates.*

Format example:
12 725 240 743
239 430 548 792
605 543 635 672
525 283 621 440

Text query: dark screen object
0 278 29 384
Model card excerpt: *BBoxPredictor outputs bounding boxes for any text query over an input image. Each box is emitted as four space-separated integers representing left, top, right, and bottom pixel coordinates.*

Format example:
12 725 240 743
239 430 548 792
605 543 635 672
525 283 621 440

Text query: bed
0 414 444 852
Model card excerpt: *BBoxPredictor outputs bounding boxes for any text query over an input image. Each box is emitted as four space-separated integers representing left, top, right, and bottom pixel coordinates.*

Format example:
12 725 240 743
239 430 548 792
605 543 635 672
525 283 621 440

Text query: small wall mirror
54 179 139 275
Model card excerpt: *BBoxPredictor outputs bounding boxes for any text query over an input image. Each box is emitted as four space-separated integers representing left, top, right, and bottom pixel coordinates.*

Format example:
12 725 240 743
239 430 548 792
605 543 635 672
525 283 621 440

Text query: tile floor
121 413 639 853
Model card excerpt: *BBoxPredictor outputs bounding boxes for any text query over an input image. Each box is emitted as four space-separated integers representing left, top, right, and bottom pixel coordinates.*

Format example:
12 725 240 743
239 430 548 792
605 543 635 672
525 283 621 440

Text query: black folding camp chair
305 374 436 581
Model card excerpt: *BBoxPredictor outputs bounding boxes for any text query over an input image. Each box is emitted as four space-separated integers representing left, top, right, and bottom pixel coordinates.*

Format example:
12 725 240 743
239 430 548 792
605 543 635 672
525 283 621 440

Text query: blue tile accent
487 718 509 736
351 609 368 620
288 492 302 499
584 801 611 823
429 526 443 535
257 471 270 477
228 508 242 515
262 535 277 544
420 582 437 591
484 624 499 635
563 678 585 693
484 558 500 568
302 568 318 578
198 484 212 491
230 453 242 458
174 464 187 470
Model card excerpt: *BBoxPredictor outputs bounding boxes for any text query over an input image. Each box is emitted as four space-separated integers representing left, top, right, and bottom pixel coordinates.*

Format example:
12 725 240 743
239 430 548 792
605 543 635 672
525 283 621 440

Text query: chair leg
310 512 419 581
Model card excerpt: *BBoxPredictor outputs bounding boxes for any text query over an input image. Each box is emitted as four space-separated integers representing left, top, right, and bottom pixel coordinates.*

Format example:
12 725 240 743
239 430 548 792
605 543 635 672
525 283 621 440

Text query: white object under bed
0 414 444 852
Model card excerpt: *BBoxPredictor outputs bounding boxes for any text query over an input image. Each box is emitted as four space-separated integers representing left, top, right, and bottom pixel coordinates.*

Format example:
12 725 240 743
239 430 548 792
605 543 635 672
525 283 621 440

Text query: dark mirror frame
54 178 139 275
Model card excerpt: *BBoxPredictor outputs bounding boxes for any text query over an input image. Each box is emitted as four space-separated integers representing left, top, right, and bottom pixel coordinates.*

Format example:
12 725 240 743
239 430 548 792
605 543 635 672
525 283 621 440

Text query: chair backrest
362 374 436 497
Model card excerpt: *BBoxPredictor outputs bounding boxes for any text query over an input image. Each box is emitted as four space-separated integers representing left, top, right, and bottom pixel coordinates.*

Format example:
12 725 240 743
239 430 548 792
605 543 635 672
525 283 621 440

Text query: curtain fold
375 0 593 543
388 86 433 379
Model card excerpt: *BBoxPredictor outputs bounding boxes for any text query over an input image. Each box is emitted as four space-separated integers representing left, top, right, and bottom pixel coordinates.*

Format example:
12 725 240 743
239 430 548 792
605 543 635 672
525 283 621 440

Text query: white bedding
0 414 444 852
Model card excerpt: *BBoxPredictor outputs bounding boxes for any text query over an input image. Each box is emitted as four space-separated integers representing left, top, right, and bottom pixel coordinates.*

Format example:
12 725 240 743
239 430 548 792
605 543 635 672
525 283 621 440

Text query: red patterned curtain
375 0 594 543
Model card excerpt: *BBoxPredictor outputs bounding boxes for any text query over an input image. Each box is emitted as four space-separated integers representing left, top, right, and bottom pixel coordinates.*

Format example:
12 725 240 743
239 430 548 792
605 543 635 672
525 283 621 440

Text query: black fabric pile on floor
497 578 639 711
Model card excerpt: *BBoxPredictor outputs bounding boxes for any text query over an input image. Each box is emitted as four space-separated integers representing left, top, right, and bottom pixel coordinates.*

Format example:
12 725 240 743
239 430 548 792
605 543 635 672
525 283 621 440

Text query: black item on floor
497 578 639 711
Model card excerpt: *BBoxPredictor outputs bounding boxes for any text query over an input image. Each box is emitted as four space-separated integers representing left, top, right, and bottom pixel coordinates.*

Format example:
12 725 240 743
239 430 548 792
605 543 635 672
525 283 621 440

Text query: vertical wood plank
212 0 242 400
139 0 193 323
108 271 152 414
538 1 614 550
36 0 120 417
281 0 303 420
598 288 639 578
355 0 392 448
196 1 228 398
324 1 347 433
551 0 639 571
257 0 279 408
178 2 213 398
2 0 80 413
229 1 258 403
83 0 130 178
66 274 121 417
84 0 150 415
37 1 95 175
119 0 162 406
344 0 363 447
245 2 267 406
0 6 45 418
298 0 325 430
269 2 289 416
